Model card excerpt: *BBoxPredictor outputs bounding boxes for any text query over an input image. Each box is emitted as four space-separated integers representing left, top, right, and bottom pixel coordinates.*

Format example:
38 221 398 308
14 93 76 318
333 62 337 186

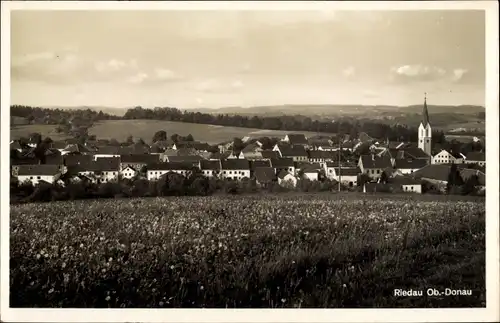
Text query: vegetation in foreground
10 195 485 308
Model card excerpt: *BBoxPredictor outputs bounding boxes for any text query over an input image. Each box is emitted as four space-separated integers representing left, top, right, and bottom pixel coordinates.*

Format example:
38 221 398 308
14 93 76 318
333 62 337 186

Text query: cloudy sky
11 10 485 109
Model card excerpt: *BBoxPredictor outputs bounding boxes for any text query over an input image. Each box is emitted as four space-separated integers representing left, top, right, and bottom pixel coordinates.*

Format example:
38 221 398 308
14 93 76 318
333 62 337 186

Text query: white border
1 1 498 322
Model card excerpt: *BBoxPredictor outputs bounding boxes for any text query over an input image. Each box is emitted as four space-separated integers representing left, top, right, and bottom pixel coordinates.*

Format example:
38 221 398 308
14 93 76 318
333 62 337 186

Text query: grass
89 119 334 144
10 124 70 142
10 194 485 308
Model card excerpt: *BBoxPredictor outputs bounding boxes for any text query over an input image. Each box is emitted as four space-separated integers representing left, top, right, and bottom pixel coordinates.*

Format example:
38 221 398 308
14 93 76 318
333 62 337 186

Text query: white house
227 151 245 159
92 146 120 160
121 166 138 179
270 158 295 176
277 170 298 188
464 152 485 167
392 177 422 194
79 158 120 184
332 167 360 187
432 150 465 164
16 165 62 185
147 162 195 181
221 159 251 180
200 160 222 178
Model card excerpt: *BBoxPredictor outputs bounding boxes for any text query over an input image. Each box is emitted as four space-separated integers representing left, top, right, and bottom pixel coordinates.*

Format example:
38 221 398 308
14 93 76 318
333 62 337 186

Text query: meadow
10 124 70 142
10 194 485 308
88 119 333 144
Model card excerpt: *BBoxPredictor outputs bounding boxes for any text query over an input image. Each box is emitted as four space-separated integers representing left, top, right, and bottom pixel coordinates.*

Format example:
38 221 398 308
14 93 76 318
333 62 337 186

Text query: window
223 171 226 174
377 170 380 174
411 186 414 191
30 176 33 179
37 176 41 179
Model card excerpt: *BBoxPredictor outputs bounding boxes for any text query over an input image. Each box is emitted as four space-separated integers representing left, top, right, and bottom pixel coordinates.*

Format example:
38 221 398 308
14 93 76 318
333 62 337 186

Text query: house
79 158 121 183
275 145 308 162
221 159 251 180
363 183 400 194
254 167 277 187
394 158 428 174
200 160 222 178
121 166 138 180
11 157 40 176
93 146 120 160
300 164 320 181
164 155 203 166
464 152 485 166
227 151 245 159
391 176 422 193
432 150 465 164
150 139 175 152
282 133 308 146
460 168 486 189
332 167 360 187
61 143 91 155
261 150 280 160
16 165 62 185
309 139 335 151
411 164 457 191
63 154 93 167
277 170 298 188
146 162 196 181
250 160 272 174
358 154 393 180
241 143 263 160
270 158 295 176
308 150 327 163
120 154 160 171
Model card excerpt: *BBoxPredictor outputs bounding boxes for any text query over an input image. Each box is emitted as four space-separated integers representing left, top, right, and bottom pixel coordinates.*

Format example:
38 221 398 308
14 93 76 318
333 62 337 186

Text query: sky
10 10 485 109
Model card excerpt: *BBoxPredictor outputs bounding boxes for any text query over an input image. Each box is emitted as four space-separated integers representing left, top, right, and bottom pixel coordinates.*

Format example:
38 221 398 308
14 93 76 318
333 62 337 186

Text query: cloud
127 72 149 84
451 68 468 82
390 64 447 83
342 66 356 78
154 68 183 82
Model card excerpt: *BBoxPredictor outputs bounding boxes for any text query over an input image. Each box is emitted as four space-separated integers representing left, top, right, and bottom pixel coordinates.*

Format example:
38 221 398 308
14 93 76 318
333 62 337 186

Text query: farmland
10 194 485 308
88 119 334 144
10 124 70 142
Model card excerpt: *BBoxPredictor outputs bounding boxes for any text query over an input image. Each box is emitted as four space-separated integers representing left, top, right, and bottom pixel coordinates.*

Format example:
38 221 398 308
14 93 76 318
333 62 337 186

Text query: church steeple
422 92 430 126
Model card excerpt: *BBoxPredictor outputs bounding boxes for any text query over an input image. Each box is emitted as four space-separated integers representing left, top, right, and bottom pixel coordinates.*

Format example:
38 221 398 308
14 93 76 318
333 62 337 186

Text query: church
418 94 432 156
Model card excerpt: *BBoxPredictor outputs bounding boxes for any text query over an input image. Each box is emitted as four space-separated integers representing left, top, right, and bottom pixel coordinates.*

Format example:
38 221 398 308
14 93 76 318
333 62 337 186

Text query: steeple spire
422 92 430 126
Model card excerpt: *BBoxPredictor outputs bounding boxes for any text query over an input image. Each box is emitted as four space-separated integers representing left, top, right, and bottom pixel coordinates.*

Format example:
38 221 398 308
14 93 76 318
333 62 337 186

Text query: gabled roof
250 160 271 171
95 146 120 155
285 133 308 145
279 145 308 157
44 154 64 165
402 147 430 159
261 150 280 159
394 158 428 170
465 151 485 161
17 164 61 176
334 167 361 176
301 163 321 173
254 167 276 183
11 157 40 166
270 158 294 168
360 154 392 169
200 159 221 171
391 176 421 186
120 154 160 164
166 155 203 163
308 150 326 159
242 143 261 153
85 157 121 172
460 168 486 186
147 162 195 171
64 154 93 166
163 149 178 157
221 159 250 170
64 143 90 154
412 164 452 182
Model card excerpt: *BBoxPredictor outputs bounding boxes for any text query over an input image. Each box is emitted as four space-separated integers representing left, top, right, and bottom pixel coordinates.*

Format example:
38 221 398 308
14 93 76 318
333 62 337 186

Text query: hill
88 119 334 144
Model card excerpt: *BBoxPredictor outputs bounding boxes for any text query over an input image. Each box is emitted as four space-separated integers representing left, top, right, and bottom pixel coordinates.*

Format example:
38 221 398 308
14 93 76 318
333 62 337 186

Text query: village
9 98 486 197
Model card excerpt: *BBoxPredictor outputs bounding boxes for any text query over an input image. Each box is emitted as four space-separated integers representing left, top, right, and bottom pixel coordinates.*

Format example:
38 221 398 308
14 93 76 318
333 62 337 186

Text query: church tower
418 93 432 156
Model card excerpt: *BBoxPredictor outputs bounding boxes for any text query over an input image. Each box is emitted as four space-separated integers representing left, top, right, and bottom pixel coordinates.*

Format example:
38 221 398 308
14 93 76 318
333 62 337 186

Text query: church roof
422 93 430 126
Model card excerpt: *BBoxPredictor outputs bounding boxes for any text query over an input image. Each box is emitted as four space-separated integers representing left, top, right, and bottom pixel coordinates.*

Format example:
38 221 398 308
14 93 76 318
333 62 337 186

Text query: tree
446 164 464 193
29 132 42 146
233 137 245 152
185 134 194 142
126 135 134 145
379 171 389 184
462 174 480 195
171 134 180 143
152 130 167 143
357 173 372 186
136 137 146 145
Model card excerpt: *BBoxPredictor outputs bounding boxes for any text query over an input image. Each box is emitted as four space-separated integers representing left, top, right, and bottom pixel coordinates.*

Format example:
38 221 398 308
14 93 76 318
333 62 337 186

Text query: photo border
1 1 498 322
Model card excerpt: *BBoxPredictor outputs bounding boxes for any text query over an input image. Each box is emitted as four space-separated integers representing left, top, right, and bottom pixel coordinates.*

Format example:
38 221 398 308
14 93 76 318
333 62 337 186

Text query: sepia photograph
1 1 498 322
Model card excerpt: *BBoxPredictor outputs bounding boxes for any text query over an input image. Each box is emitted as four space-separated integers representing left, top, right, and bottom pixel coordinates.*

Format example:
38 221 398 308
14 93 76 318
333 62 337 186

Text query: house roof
200 159 221 170
301 164 321 173
17 164 61 176
176 147 198 156
278 169 294 179
147 162 195 171
391 176 421 186
460 168 486 186
360 154 392 169
120 154 160 164
64 143 90 154
64 154 93 166
221 159 250 170
242 143 261 153
85 157 121 172
286 133 308 145
412 164 452 182
358 132 374 143
401 147 430 159
209 152 231 160
95 146 120 155
261 150 280 159
250 160 271 171
270 158 294 168
394 158 428 170
166 155 204 163
466 151 485 161
163 149 178 157
49 141 68 150
334 167 361 176
11 157 40 166
254 167 276 183
308 150 325 159
44 154 64 165
10 140 23 150
279 145 308 157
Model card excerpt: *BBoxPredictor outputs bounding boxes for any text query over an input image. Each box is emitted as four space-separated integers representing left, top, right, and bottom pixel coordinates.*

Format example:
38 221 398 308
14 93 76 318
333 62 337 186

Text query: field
10 124 70 142
10 194 485 308
89 120 334 144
